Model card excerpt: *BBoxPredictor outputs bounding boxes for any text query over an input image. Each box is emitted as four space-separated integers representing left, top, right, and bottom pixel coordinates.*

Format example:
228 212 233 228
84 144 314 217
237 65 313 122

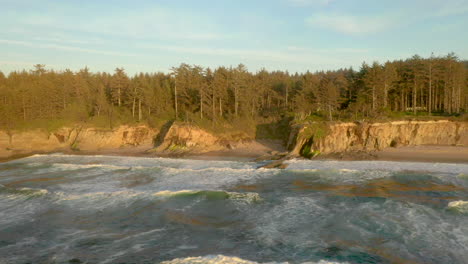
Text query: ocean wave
56 190 143 201
447 200 468 214
285 159 468 175
0 186 49 198
154 190 262 203
161 255 348 264
162 166 260 174
50 189 262 205
51 163 131 171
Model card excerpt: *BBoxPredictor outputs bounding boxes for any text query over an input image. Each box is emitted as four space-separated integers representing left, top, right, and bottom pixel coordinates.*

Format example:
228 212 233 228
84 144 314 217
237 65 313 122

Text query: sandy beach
375 145 468 164
1 143 467 164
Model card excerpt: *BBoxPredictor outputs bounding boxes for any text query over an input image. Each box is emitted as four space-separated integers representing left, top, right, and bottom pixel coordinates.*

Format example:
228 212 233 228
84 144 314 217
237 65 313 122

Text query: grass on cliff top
292 110 467 126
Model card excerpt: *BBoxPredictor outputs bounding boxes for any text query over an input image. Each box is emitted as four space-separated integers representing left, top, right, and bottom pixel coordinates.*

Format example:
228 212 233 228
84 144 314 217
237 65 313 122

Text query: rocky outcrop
290 120 468 156
153 122 251 153
2 120 466 161
0 125 157 159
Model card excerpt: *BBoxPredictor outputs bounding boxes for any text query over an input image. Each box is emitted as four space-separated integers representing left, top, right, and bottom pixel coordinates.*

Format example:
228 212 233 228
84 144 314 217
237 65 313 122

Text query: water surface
1 154 467 264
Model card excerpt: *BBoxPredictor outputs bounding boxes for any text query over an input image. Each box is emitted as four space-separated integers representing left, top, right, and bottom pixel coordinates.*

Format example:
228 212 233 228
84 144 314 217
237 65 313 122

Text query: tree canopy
0 54 466 131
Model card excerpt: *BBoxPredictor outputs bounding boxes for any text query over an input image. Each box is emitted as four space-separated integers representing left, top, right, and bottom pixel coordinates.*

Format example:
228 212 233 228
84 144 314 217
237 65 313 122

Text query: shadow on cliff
153 120 175 148
255 117 291 142
254 117 292 153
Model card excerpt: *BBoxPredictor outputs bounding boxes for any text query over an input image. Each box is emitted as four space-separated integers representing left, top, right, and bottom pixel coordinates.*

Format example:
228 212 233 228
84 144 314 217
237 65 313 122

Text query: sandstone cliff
1 120 467 161
153 122 251 153
0 125 157 159
0 122 253 160
289 120 468 157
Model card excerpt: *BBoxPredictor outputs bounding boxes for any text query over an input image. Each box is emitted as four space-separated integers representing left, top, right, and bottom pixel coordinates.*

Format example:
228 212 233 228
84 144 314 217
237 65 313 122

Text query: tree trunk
400 89 405 112
428 63 432 114
413 79 417 115
212 94 215 122
372 85 376 111
22 96 26 121
118 87 121 107
138 98 142 121
174 81 178 119
234 87 238 117
384 82 388 108
200 92 203 119
132 96 136 118
219 98 222 117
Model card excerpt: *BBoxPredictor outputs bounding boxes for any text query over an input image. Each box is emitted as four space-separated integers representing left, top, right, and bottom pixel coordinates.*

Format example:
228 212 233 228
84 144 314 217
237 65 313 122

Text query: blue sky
1 0 467 75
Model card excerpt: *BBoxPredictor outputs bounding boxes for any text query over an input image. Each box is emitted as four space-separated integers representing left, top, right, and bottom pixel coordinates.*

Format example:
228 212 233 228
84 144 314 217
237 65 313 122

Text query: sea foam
447 200 468 214
161 255 348 264
154 190 262 203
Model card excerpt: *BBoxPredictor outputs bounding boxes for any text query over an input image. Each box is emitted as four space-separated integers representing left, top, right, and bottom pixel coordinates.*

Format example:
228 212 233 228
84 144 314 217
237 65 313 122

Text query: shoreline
1 145 467 164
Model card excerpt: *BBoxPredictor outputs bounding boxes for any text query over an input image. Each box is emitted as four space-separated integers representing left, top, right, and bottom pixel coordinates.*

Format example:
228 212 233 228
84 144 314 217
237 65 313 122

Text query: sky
1 0 467 75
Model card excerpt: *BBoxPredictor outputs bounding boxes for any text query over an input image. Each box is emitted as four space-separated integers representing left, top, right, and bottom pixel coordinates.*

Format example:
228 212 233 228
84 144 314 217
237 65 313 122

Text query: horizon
2 52 467 76
1 0 468 75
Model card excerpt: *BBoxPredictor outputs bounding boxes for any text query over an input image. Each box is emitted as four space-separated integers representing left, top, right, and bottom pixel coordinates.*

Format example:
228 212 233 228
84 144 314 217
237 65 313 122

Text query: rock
291 120 468 156
260 160 289 169
153 122 227 153
254 153 287 162
0 125 158 159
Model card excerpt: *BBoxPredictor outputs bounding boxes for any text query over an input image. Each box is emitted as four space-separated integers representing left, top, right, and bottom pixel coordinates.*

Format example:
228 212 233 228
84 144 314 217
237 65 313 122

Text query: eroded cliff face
153 123 251 153
0 125 157 159
1 120 466 160
290 120 468 156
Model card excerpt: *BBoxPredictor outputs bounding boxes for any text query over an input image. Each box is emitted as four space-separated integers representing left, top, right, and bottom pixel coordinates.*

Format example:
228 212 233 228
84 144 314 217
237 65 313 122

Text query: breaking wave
154 190 262 203
447 200 468 214
0 185 49 198
161 255 348 264
1 154 467 264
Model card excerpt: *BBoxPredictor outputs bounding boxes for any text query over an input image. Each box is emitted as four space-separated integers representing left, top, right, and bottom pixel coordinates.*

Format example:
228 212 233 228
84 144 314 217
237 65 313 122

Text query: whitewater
0 154 467 264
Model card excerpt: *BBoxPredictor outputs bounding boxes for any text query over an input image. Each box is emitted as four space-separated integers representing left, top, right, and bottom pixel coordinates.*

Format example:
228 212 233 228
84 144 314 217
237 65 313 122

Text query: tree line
0 53 466 131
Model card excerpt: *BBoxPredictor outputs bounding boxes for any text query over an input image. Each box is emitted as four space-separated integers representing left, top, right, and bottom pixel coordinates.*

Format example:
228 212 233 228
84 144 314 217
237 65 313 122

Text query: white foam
153 190 262 203
161 255 348 264
286 159 468 175
161 255 257 264
57 190 143 201
153 190 198 196
52 163 130 171
447 200 468 213
17 187 49 195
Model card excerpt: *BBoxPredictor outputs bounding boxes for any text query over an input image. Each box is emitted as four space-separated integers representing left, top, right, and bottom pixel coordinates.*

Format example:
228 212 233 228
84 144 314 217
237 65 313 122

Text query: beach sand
1 143 467 164
375 145 468 164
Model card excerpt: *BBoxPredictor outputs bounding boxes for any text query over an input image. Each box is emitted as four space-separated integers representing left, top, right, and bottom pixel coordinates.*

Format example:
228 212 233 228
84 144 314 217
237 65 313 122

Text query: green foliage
300 122 329 140
70 141 80 151
0 53 466 134
300 144 320 159
167 144 188 152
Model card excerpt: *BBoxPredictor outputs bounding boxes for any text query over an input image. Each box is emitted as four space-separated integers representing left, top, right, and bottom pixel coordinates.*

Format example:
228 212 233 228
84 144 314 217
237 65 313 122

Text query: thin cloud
0 39 138 57
17 7 227 42
305 0 468 35
141 44 353 66
288 0 334 6
306 13 393 35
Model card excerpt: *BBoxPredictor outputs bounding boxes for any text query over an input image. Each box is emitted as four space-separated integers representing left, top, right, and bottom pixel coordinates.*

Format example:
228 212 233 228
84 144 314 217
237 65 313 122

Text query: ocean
1 154 467 264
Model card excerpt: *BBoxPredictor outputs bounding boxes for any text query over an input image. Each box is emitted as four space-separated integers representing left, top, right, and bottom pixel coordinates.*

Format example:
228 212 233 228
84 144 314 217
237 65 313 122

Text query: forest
0 53 466 133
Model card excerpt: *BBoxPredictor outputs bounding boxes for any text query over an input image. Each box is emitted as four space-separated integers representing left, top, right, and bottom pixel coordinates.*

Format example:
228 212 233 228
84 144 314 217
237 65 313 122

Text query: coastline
1 144 467 164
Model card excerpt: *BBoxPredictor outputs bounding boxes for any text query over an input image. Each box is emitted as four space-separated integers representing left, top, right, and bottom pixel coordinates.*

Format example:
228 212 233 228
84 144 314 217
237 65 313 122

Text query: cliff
289 120 468 157
1 120 467 161
0 125 157 159
0 122 253 160
152 122 252 154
